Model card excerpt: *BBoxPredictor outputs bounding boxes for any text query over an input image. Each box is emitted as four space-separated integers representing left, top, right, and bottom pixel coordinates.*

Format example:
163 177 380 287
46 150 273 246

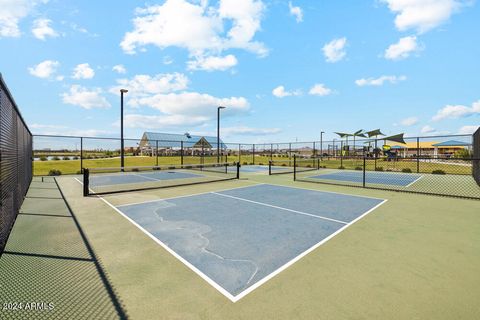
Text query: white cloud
163 56 174 65
72 63 95 79
32 18 58 40
133 92 249 117
187 54 238 71
0 0 45 38
112 64 127 74
322 37 347 63
30 123 112 137
110 73 189 99
62 85 111 109
288 2 303 23
308 84 332 96
272 85 301 98
400 116 419 126
458 125 479 134
28 60 60 79
355 75 407 86
380 0 464 34
384 36 420 60
432 100 480 121
120 0 267 65
420 125 435 134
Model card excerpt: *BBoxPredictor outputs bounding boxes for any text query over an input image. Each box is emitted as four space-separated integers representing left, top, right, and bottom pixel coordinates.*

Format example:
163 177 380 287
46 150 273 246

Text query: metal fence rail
293 155 480 200
0 74 33 255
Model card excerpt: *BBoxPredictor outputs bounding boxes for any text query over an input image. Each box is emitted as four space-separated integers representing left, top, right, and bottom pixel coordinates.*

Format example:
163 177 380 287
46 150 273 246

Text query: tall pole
217 106 226 163
320 131 324 158
120 89 128 171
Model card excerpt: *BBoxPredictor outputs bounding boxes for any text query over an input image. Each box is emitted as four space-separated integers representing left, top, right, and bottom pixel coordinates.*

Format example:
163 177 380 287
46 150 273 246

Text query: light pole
120 89 128 171
217 106 226 163
320 131 325 158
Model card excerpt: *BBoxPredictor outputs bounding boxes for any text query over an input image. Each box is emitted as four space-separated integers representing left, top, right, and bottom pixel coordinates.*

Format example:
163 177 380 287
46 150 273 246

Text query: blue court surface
90 170 203 187
113 184 386 301
309 170 422 187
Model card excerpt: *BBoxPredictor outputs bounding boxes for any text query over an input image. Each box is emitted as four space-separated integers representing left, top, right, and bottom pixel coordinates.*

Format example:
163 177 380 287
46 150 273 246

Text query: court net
269 158 320 175
83 162 240 196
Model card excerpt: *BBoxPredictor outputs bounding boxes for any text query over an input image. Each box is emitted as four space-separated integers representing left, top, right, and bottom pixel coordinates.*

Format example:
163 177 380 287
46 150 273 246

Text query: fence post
181 141 184 165
80 137 83 173
252 144 255 165
313 141 316 158
293 154 297 181
289 143 292 166
416 137 420 173
270 143 273 161
156 140 159 166
363 157 366 188
341 141 344 168
269 160 272 175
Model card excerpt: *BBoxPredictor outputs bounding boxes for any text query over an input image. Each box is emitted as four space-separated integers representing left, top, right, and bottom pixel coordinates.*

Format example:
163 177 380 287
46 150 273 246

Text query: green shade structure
366 129 384 138
383 133 406 144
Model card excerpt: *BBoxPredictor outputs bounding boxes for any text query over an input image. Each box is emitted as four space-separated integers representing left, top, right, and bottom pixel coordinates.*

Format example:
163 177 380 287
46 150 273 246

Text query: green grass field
34 155 472 176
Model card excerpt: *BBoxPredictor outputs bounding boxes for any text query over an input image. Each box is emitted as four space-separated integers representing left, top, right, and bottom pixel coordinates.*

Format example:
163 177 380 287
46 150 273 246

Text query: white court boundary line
211 192 348 225
74 178 387 302
405 174 424 188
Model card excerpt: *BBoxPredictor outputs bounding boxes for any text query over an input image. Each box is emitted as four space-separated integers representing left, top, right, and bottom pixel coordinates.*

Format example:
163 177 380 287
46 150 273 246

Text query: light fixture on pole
120 89 128 171
217 106 226 163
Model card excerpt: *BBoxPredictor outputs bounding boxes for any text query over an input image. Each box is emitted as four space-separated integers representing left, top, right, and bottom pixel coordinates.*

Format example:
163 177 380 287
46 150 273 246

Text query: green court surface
1 173 480 319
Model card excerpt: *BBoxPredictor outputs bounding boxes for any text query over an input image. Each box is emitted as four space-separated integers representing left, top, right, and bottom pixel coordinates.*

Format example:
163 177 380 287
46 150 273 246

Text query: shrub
258 163 263 165
453 149 472 159
52 156 60 161
62 156 70 160
40 156 48 161
243 162 248 165
282 163 287 166
375 167 384 171
73 156 79 160
355 166 362 171
132 168 140 172
402 168 412 173
48 169 61 176
338 166 345 170
432 169 446 175
76 170 82 174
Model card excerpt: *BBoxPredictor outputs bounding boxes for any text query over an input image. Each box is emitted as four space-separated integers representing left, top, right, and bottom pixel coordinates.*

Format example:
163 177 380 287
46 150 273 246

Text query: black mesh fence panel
0 74 33 255
474 128 480 186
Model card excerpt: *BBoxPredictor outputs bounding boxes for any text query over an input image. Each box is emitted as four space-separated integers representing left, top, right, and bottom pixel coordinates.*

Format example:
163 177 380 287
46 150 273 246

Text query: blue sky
0 0 479 143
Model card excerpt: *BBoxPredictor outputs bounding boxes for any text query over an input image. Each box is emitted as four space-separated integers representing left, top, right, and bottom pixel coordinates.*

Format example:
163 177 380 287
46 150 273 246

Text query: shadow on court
0 177 127 319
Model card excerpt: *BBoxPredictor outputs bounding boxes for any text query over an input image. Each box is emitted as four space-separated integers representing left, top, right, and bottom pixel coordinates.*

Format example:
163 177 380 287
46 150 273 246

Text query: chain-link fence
294 154 480 200
0 74 33 255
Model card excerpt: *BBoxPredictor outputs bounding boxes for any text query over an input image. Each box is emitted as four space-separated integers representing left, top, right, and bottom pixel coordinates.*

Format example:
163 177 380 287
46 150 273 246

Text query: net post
236 162 240 179
80 137 83 173
317 158 320 170
363 157 366 188
293 154 297 181
83 168 89 196
268 160 272 175
224 162 228 174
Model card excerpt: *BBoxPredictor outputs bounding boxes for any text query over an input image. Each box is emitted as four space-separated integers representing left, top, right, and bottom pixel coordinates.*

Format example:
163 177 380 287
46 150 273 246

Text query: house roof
142 132 227 148
391 141 469 149
431 140 471 147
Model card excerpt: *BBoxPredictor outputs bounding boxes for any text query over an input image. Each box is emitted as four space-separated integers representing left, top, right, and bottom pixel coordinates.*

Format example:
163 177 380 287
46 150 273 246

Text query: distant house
390 140 471 157
138 132 227 156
